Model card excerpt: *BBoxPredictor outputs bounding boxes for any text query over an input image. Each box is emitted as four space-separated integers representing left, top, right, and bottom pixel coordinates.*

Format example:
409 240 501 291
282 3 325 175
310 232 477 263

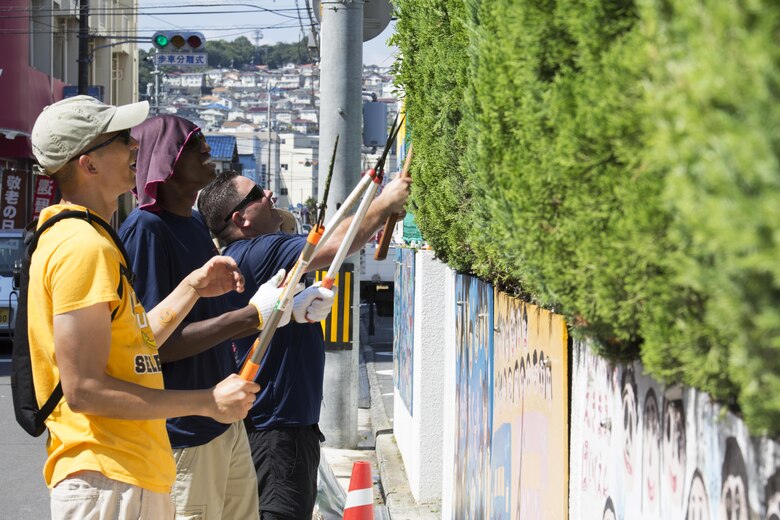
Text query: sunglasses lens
224 185 264 222
250 186 263 201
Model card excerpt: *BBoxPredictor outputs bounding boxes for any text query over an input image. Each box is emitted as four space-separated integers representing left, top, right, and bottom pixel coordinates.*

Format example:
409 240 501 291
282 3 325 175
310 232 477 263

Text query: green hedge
392 0 780 434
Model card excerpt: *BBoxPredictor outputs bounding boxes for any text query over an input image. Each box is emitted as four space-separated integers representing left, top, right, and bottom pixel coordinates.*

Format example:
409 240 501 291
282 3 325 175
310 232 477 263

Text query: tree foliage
393 0 780 434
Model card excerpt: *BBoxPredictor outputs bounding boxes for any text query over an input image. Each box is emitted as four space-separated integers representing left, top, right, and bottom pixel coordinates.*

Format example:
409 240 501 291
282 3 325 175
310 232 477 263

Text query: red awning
0 0 65 160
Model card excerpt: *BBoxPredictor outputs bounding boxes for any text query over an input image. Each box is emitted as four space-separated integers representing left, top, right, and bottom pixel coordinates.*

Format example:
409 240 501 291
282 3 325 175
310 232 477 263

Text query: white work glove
292 283 337 323
249 269 303 330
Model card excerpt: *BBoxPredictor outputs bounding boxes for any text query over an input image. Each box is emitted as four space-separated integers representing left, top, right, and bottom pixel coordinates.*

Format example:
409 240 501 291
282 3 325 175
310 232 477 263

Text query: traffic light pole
317 0 364 449
77 0 90 94
152 49 161 115
266 90 272 188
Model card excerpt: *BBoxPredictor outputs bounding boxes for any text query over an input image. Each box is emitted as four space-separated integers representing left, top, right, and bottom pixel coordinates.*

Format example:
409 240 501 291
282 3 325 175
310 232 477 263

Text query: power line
0 24 304 37
0 5 306 19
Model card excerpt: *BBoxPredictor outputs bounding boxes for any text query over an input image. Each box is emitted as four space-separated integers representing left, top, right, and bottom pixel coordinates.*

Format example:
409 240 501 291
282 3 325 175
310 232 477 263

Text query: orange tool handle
239 359 260 381
238 225 325 382
374 214 400 261
321 277 335 290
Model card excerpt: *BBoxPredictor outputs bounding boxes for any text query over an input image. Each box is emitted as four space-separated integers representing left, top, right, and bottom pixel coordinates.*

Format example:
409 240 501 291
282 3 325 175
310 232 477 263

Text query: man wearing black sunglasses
198 171 411 519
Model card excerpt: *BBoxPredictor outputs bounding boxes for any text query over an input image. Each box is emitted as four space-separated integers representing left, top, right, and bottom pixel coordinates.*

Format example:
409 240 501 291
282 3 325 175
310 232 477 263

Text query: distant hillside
139 37 314 94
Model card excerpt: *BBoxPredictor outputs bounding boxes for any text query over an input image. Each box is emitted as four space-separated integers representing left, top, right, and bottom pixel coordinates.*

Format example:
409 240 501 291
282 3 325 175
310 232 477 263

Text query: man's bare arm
308 176 411 272
147 256 245 346
155 307 260 363
54 303 258 422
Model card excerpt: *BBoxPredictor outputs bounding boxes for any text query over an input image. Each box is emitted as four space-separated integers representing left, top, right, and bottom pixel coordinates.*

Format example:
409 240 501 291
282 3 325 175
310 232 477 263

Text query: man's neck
59 194 115 223
156 186 195 217
162 202 194 217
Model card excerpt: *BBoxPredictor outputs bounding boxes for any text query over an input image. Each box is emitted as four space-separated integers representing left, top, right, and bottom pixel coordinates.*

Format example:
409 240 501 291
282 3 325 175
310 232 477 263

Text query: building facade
0 0 139 225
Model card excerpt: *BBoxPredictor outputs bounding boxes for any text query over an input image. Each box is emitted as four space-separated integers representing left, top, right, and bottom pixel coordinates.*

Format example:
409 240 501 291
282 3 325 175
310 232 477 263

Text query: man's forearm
308 203 387 272
65 372 216 420
147 282 200 345
157 305 260 362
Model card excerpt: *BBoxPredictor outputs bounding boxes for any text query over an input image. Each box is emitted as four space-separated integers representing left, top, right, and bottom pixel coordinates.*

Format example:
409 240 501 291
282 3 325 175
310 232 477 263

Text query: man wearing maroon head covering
119 115 334 520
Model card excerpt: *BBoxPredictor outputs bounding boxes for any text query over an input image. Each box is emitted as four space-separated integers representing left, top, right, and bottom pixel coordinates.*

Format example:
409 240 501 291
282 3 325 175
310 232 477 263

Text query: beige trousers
51 470 174 520
172 421 259 520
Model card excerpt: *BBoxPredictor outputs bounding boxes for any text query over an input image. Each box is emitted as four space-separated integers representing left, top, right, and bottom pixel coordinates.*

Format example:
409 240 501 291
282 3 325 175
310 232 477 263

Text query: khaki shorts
51 470 174 520
172 421 259 520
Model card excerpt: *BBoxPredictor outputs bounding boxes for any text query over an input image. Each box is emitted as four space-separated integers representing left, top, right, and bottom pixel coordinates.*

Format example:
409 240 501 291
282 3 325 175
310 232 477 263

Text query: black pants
247 424 323 520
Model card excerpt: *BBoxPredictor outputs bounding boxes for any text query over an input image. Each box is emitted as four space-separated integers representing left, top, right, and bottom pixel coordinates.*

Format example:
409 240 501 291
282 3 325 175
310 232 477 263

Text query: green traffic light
154 34 169 48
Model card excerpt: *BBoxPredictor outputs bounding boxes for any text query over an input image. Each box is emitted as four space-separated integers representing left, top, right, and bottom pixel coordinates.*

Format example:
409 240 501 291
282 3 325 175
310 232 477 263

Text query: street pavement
353 305 441 520
0 342 50 518
0 306 435 520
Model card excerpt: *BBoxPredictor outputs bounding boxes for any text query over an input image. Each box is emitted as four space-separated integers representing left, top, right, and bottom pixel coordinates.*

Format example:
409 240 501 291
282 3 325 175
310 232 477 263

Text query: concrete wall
394 265 780 518
393 249 447 503
569 339 780 520
441 266 457 519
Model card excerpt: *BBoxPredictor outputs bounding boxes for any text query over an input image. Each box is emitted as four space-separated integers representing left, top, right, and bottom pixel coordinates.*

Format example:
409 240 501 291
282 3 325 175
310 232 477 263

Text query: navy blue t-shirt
224 233 325 430
119 208 236 448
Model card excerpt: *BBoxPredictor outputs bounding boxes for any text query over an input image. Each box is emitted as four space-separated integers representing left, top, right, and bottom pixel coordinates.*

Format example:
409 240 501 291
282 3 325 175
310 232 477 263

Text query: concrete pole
266 90 272 188
317 0 363 449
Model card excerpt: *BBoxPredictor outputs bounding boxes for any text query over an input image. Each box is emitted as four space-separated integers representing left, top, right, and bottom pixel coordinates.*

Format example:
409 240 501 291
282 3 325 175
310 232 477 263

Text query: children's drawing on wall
569 341 780 519
622 367 639 495
720 437 749 520
642 387 662 517
663 397 687 514
452 274 493 519
603 497 616 520
686 469 710 520
491 291 568 519
392 247 414 414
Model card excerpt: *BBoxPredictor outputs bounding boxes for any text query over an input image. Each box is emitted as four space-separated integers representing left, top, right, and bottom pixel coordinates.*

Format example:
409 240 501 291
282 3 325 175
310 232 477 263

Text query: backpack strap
31 209 135 292
26 210 135 427
37 382 63 429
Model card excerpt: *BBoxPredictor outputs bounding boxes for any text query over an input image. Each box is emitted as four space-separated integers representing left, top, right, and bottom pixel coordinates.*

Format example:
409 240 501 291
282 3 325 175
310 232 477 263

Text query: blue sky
136 0 398 66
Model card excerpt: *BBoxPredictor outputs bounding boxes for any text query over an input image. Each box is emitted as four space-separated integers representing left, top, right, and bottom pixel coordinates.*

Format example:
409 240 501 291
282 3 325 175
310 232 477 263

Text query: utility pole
254 30 263 66
317 0 364 449
266 90 272 189
77 0 89 95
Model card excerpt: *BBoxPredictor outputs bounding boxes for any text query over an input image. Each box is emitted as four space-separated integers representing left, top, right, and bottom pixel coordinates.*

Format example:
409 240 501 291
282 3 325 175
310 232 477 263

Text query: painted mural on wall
393 247 415 414
569 340 780 519
453 273 494 519
491 292 569 519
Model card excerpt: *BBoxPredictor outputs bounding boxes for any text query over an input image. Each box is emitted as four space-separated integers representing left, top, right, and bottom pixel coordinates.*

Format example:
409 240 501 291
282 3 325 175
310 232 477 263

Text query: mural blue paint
453 274 493 519
393 247 415 414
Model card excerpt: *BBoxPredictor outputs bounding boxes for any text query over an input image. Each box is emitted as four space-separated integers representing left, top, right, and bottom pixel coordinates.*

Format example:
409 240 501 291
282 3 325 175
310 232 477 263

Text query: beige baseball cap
31 95 149 175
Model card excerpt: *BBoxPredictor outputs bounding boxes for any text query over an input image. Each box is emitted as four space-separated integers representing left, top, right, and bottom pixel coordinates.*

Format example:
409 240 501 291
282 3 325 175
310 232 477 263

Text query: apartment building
0 0 139 225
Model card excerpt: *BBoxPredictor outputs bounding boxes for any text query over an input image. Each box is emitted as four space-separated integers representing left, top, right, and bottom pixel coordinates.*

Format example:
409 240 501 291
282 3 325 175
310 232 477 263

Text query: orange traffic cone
343 461 374 520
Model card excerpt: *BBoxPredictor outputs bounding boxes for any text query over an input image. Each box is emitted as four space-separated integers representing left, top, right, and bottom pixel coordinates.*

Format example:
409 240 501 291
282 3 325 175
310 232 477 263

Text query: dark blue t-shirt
224 233 325 430
119 208 236 448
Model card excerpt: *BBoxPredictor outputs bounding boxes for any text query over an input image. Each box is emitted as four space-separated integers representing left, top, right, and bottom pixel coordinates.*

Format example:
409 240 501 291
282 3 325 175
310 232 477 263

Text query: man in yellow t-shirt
28 96 267 519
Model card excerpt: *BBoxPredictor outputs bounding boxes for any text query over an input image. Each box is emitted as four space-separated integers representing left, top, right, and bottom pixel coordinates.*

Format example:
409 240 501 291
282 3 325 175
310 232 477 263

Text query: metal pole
153 50 160 115
267 90 272 189
77 0 89 95
317 0 363 449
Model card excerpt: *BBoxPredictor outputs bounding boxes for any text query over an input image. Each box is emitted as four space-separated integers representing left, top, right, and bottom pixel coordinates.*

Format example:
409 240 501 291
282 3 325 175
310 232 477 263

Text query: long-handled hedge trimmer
319 116 404 290
239 136 339 381
239 115 403 381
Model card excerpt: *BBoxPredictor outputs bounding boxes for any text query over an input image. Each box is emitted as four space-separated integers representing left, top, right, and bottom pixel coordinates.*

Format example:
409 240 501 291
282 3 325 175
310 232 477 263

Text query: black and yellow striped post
315 262 355 351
